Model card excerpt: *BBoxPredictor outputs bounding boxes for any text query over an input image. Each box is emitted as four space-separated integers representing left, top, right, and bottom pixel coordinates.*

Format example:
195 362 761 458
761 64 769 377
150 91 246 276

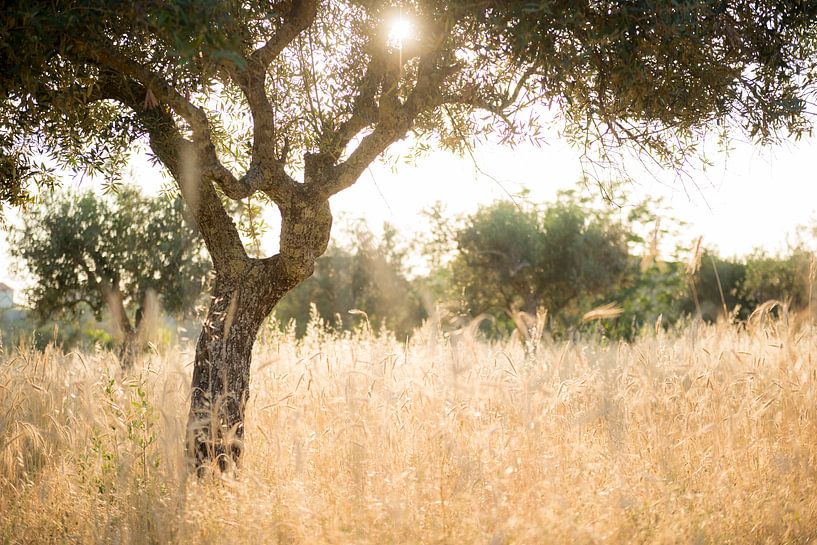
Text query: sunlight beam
387 16 413 49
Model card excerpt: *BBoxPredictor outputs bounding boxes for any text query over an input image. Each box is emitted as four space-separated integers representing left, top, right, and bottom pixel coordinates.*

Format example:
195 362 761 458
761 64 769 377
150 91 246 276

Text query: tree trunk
103 283 137 370
184 190 332 473
126 82 335 473
118 304 145 370
186 258 295 474
118 330 138 369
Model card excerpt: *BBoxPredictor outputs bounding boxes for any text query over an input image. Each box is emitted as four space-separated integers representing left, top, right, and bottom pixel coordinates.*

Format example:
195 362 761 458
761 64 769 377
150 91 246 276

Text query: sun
387 16 413 48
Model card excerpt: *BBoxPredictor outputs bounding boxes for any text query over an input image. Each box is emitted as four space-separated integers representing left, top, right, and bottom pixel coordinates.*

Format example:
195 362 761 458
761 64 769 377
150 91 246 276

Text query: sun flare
388 16 413 48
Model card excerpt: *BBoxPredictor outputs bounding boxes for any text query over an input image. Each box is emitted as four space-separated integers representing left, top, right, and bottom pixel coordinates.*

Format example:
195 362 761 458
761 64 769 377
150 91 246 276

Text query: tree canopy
1 1 815 209
446 195 629 325
11 187 209 352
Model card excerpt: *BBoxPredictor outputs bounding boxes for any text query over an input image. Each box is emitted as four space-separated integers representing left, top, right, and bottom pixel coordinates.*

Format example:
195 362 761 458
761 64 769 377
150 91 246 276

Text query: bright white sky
1 131 816 299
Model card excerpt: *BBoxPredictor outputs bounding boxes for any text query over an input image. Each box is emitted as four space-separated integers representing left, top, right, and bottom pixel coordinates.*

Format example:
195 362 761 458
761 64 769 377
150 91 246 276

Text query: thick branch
76 41 300 206
211 2 319 203
149 128 249 276
250 0 318 68
404 56 457 118
321 52 386 159
226 0 317 177
216 59 301 203
225 63 278 169
95 76 248 275
323 44 455 196
328 123 408 195
73 41 209 135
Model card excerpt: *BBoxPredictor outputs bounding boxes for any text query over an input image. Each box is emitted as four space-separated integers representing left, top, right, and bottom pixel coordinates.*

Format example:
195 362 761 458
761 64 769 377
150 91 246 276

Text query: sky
1 130 817 300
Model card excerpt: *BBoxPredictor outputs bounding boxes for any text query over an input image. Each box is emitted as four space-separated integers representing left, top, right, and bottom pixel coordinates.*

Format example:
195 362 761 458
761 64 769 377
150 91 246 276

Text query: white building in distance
0 283 13 309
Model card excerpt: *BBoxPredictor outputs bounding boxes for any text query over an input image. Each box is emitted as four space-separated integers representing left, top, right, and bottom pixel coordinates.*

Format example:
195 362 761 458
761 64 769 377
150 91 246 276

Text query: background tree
681 250 748 322
742 249 813 311
602 260 688 340
275 223 425 338
448 194 630 332
0 0 814 470
580 198 690 339
11 188 209 361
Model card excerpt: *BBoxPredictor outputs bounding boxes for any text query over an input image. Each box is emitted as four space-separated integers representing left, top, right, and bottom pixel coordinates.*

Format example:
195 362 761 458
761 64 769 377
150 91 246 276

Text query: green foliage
10 187 209 331
679 248 814 323
0 1 815 207
419 189 817 340
482 1 817 162
682 251 749 321
448 193 629 328
275 223 425 338
742 249 813 309
601 260 688 340
77 373 161 496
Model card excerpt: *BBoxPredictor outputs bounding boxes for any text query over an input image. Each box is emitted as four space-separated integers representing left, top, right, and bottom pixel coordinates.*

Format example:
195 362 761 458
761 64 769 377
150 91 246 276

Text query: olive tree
11 188 209 362
450 197 629 324
0 0 814 471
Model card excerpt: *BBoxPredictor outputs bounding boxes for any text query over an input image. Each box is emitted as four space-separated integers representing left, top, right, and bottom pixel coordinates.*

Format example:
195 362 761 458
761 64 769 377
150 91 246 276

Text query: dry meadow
2 319 817 544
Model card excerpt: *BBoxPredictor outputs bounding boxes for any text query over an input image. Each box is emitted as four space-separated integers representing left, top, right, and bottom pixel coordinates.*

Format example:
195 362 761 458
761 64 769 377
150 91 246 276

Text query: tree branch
250 0 318 69
94 76 249 275
73 41 209 135
321 45 388 160
191 1 316 203
218 62 300 203
75 40 300 206
322 38 456 197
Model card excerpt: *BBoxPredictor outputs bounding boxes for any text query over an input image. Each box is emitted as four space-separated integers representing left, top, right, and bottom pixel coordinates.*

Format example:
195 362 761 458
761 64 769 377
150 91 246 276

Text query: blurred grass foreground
2 319 817 544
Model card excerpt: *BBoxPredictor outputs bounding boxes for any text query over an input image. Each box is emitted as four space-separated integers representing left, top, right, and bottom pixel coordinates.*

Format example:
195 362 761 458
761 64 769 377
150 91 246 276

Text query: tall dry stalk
686 236 703 319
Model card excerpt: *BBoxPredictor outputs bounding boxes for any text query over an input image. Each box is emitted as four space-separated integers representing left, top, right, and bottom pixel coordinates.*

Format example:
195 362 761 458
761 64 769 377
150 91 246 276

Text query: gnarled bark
187 262 281 472
186 197 331 473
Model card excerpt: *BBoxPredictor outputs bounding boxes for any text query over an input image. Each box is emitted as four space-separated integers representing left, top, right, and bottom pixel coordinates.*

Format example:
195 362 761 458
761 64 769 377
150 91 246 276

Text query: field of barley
2 318 817 545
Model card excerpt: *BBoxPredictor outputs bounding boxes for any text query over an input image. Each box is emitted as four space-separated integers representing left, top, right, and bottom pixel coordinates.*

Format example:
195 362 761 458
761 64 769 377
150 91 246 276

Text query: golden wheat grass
2 319 817 544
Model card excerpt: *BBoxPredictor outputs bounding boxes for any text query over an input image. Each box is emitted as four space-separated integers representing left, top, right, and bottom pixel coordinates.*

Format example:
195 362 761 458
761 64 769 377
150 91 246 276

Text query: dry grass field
2 318 817 544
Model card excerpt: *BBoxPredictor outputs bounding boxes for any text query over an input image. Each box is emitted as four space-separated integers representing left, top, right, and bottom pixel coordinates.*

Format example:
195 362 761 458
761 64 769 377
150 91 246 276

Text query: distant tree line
6 185 817 351
275 188 817 341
